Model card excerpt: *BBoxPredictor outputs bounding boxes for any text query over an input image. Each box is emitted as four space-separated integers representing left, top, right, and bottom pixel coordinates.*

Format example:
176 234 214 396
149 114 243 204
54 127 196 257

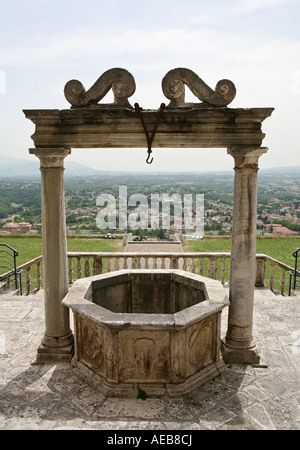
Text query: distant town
0 168 299 239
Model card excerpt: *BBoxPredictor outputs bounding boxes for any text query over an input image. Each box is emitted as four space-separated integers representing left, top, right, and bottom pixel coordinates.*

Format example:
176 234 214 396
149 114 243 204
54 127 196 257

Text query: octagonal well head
62 269 229 397
91 270 209 314
63 269 229 327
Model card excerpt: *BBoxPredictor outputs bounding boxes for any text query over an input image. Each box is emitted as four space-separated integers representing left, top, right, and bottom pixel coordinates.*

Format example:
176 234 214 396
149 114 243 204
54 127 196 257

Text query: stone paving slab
0 287 299 430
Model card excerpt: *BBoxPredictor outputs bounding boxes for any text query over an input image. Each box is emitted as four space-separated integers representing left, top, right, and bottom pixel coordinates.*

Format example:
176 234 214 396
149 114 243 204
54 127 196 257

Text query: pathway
125 241 184 253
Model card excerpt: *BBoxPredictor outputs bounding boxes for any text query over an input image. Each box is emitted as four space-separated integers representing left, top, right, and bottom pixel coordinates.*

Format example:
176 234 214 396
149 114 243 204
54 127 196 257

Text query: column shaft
30 148 74 362
222 147 267 364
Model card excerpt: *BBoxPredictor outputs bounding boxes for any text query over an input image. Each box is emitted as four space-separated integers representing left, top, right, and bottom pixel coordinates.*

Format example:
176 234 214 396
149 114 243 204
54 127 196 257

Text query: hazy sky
0 0 300 172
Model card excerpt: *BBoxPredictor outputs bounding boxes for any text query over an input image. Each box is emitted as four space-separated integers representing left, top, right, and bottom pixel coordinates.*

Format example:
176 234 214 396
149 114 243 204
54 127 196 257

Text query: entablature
23 67 273 150
23 106 273 149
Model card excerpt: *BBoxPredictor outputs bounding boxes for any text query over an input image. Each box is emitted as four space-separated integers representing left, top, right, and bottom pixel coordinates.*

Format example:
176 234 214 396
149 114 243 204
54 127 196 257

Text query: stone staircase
0 280 7 293
0 281 21 295
0 281 19 295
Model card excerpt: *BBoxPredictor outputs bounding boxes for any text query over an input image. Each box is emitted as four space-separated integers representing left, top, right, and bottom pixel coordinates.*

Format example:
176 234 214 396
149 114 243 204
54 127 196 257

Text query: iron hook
146 152 153 164
135 102 165 165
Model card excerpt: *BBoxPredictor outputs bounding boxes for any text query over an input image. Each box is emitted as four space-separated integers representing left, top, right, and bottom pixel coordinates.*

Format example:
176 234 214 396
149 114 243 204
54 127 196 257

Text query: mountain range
0 155 299 178
0 155 105 177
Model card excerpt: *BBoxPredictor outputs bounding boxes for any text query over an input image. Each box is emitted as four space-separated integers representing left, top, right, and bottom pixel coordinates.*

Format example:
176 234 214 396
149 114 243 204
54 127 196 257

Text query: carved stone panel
77 315 117 382
118 330 170 383
185 315 216 378
64 270 229 397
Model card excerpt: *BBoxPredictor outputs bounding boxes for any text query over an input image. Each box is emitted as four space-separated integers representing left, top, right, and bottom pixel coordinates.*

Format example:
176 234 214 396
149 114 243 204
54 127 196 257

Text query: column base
221 339 260 364
36 332 74 363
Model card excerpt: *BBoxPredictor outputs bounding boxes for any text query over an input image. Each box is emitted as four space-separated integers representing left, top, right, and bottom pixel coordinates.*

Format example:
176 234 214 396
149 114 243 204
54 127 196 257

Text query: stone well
62 269 229 397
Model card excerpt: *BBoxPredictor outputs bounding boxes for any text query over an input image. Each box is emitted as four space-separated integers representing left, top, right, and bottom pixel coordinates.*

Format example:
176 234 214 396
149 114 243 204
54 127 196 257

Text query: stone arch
24 68 273 364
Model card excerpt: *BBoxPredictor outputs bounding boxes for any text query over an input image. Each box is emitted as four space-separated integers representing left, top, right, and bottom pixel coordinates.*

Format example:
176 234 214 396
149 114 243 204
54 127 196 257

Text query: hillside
0 162 299 238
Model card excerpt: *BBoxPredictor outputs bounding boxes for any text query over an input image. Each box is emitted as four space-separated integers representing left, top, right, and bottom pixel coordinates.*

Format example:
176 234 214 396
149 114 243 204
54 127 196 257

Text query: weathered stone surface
222 147 268 364
23 107 273 149
63 269 229 397
1 288 300 429
162 67 236 107
29 148 73 363
24 76 275 399
64 68 136 108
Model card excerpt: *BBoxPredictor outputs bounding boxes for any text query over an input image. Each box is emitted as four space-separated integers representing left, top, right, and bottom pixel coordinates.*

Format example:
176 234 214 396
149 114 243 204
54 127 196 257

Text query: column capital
29 148 71 168
227 147 268 168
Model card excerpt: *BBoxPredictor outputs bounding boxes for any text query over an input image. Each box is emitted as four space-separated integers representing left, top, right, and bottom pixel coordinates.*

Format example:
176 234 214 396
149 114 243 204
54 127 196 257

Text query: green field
1 235 299 267
1 235 299 294
186 236 300 267
0 235 123 266
186 236 299 293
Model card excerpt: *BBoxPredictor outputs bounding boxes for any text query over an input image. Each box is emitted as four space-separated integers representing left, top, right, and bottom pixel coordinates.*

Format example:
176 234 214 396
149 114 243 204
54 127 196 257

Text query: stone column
29 148 74 362
221 147 267 364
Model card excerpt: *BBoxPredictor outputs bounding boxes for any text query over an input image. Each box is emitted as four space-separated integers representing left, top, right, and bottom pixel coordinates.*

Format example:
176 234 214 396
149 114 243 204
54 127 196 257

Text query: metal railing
11 251 295 296
289 248 300 295
0 243 22 294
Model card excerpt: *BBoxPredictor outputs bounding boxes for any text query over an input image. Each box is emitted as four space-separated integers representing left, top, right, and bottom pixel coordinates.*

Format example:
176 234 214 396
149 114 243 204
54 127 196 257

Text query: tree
157 229 166 240
0 208 7 219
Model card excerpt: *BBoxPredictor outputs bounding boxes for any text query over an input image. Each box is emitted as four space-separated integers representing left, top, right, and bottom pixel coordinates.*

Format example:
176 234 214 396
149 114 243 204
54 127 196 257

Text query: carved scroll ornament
162 68 236 107
64 68 136 108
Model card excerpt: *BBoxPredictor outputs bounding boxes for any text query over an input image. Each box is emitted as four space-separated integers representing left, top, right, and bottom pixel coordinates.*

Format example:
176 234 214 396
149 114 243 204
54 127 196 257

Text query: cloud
232 0 294 14
1 0 300 171
2 23 300 111
0 70 6 95
190 0 297 25
0 25 261 83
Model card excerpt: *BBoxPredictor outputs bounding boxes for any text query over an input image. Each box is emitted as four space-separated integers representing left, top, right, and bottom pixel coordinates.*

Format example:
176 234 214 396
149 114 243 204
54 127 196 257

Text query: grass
0 235 43 266
1 234 299 294
1 234 299 268
0 235 123 266
0 235 124 292
186 236 299 267
186 236 300 293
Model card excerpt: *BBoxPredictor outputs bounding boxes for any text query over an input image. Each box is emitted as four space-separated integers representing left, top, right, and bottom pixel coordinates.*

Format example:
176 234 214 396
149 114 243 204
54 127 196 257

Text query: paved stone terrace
0 284 299 430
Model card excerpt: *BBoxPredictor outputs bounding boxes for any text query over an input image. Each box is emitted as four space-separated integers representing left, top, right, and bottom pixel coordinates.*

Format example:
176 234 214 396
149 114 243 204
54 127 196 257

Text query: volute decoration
162 68 236 107
64 68 136 108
